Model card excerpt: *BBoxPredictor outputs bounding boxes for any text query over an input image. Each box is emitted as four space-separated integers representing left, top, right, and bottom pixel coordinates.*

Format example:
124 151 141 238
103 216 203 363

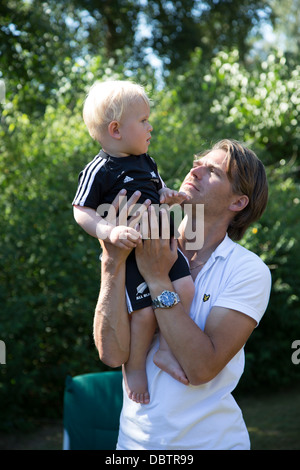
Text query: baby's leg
123 306 157 405
153 275 195 385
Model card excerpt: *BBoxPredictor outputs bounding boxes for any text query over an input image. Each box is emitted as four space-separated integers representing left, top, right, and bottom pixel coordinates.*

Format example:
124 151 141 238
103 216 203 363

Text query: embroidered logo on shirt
149 171 159 183
136 282 150 300
123 175 134 183
203 294 210 302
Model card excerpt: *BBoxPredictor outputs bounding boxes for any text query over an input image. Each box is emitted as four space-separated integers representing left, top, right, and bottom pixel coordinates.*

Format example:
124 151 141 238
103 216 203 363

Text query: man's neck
178 217 227 263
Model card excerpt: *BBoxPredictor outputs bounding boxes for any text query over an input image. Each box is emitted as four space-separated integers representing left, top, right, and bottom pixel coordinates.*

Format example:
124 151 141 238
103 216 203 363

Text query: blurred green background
0 0 300 443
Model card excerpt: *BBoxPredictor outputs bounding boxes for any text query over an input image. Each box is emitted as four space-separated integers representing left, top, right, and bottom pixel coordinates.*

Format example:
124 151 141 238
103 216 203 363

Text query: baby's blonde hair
83 80 150 143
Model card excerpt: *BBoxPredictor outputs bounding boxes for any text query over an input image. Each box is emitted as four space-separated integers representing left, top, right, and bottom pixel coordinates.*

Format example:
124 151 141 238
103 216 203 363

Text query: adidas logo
123 175 134 183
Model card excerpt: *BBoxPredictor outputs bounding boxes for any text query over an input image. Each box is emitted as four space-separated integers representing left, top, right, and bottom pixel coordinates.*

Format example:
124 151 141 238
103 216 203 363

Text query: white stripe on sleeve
72 157 106 206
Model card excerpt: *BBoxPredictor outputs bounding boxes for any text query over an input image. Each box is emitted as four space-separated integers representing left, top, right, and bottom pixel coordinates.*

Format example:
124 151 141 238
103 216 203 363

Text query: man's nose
190 165 204 179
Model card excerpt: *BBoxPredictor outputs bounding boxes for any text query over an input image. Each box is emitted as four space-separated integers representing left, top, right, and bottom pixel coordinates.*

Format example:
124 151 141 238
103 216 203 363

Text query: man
93 139 271 450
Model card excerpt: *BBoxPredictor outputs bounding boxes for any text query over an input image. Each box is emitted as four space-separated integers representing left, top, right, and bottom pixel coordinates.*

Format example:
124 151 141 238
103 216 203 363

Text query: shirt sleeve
149 155 166 190
72 160 108 210
213 256 272 325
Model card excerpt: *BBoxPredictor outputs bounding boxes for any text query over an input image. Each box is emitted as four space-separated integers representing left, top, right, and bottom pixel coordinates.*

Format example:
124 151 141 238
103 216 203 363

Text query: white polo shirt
117 235 272 450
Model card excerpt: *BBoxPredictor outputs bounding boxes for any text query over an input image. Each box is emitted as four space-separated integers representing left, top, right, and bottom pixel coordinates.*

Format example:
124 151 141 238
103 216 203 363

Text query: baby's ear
108 121 121 140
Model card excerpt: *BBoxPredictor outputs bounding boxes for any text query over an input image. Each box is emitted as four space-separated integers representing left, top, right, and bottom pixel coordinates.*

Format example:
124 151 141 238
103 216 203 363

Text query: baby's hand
108 225 142 249
159 188 190 206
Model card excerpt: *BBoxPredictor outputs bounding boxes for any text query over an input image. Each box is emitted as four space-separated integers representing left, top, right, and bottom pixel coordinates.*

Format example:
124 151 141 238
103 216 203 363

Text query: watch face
161 291 175 307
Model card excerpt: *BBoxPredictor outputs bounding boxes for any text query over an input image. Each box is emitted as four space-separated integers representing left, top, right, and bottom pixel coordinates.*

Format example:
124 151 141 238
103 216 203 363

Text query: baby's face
119 98 153 156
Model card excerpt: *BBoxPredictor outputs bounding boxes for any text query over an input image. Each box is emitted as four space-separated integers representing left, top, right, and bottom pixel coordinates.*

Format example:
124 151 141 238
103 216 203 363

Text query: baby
72 80 195 404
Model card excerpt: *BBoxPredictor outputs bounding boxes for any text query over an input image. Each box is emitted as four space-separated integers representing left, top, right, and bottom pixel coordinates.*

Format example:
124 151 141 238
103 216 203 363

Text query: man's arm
149 289 255 385
92 190 151 367
135 208 256 385
93 243 131 367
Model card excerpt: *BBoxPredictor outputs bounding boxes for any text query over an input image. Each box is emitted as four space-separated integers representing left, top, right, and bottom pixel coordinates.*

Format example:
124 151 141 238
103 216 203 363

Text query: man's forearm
93 254 130 367
145 277 211 385
147 277 256 386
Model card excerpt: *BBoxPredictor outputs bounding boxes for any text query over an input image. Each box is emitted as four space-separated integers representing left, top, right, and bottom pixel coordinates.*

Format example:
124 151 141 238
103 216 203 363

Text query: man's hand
99 189 152 259
104 189 151 229
135 207 178 286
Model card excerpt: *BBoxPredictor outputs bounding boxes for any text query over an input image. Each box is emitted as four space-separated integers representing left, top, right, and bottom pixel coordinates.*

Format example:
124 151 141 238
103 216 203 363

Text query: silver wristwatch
152 290 180 309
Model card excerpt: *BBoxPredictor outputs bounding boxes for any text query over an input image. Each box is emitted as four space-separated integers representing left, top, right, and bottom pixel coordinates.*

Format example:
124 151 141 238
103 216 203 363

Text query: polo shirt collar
197 234 236 278
212 233 236 260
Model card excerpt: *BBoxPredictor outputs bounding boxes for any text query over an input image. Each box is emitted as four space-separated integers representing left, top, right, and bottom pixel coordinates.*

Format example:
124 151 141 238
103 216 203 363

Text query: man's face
180 149 235 216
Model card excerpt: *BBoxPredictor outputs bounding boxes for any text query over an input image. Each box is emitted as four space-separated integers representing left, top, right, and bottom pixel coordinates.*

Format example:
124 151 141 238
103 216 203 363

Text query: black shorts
125 249 191 313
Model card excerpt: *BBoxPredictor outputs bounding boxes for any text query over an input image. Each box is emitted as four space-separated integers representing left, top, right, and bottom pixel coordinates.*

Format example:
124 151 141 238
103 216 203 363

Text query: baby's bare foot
153 349 189 385
122 365 150 404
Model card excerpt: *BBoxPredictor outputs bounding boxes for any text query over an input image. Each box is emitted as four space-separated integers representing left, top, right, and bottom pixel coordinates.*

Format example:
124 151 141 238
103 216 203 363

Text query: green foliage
0 0 274 117
150 49 300 391
142 0 272 69
239 162 300 391
0 57 158 430
159 49 300 166
0 1 77 116
0 48 300 429
0 97 103 430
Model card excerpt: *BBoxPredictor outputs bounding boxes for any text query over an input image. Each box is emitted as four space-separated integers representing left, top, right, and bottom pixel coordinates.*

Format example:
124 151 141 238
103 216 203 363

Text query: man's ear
229 195 249 213
108 120 121 140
